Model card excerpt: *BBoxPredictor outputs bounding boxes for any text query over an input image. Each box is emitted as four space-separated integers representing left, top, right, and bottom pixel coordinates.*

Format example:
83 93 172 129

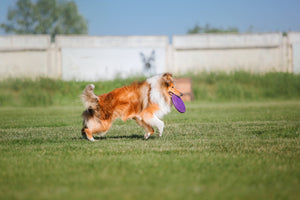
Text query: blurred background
1 0 300 79
0 0 300 106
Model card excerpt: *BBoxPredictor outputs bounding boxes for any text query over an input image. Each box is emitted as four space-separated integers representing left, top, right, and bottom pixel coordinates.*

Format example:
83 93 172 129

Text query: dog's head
162 73 183 98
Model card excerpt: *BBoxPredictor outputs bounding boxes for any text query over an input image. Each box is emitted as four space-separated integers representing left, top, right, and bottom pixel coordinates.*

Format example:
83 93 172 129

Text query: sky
1 0 300 36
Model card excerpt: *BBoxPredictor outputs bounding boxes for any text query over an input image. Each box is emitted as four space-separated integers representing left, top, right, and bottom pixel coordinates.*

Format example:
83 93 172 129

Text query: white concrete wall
0 51 48 78
56 36 169 81
173 33 282 49
289 32 300 73
0 35 50 50
0 33 299 80
0 35 61 79
171 33 290 74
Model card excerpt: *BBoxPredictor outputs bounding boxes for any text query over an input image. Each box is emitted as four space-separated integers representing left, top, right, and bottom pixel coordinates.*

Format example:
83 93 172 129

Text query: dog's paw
144 133 151 140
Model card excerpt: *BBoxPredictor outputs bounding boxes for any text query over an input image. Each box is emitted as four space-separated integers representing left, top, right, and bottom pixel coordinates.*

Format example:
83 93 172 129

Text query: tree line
0 0 87 41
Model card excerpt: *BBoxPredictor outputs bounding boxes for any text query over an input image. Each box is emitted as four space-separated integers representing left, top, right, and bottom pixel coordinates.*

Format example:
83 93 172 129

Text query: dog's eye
172 86 174 88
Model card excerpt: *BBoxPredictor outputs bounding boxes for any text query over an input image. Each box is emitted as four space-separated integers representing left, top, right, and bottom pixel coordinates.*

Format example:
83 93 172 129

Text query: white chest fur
146 75 171 119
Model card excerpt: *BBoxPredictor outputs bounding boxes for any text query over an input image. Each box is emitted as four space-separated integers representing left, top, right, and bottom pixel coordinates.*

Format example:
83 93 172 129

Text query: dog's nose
180 93 183 96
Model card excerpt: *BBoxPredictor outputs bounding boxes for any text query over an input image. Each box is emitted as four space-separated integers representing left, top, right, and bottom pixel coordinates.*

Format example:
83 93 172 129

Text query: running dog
81 73 183 141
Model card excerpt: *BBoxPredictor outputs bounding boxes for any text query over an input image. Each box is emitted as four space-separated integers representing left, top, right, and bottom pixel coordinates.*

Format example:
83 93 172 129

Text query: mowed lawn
0 101 299 200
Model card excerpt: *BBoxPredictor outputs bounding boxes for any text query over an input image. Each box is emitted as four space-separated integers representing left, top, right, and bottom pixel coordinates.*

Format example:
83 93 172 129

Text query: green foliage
0 0 88 41
187 23 239 34
20 89 53 106
189 72 300 101
0 72 299 107
0 76 145 106
0 101 299 199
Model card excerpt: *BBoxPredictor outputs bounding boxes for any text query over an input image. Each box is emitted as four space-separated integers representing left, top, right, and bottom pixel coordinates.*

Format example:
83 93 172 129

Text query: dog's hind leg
85 119 112 141
81 126 87 139
84 128 95 141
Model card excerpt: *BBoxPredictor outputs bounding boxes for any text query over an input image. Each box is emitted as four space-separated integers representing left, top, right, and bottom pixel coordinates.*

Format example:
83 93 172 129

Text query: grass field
0 100 299 200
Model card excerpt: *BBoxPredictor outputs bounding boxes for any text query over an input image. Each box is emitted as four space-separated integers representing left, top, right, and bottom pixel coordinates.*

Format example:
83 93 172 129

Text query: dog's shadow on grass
72 134 150 141
95 134 146 140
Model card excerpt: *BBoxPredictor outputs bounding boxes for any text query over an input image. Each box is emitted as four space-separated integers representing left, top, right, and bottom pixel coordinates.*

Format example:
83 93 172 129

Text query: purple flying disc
172 94 186 113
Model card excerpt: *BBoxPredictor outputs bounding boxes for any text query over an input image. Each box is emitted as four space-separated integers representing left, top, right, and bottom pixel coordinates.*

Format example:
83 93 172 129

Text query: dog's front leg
144 114 165 138
134 117 155 139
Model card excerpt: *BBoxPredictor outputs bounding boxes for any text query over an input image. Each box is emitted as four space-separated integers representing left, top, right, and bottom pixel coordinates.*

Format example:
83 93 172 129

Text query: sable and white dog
81 73 183 141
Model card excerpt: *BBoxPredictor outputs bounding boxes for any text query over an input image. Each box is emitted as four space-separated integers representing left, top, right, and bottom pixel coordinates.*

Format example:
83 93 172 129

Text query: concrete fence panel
56 36 169 81
289 32 300 73
0 33 299 80
171 33 290 74
0 35 59 79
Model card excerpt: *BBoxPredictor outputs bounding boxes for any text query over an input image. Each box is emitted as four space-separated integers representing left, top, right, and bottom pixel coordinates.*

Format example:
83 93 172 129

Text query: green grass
0 72 300 106
0 76 145 106
189 72 300 101
0 101 299 200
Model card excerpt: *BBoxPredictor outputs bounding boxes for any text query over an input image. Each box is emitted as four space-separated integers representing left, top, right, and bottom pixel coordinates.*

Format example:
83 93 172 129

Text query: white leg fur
144 132 151 140
146 115 165 137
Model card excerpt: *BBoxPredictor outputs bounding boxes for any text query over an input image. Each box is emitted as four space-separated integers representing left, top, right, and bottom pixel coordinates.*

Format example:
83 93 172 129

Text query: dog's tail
81 84 99 111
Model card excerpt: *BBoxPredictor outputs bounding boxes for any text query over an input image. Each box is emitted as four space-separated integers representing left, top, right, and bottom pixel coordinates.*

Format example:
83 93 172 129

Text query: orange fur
81 73 183 141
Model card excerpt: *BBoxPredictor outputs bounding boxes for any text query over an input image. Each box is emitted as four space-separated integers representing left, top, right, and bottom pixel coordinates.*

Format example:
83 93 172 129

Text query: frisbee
171 94 186 113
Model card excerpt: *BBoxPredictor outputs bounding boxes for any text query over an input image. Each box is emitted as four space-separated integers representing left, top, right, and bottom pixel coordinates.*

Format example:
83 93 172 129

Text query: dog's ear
162 73 173 86
162 73 173 79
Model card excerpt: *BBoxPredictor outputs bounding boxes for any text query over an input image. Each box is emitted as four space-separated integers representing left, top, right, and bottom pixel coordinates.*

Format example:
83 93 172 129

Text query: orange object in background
174 78 194 101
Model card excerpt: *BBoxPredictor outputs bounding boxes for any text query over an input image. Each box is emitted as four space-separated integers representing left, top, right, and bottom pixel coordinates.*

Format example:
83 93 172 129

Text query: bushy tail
81 84 99 111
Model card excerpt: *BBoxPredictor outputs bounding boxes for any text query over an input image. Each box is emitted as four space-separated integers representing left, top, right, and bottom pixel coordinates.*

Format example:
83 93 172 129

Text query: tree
1 0 88 41
187 23 239 34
